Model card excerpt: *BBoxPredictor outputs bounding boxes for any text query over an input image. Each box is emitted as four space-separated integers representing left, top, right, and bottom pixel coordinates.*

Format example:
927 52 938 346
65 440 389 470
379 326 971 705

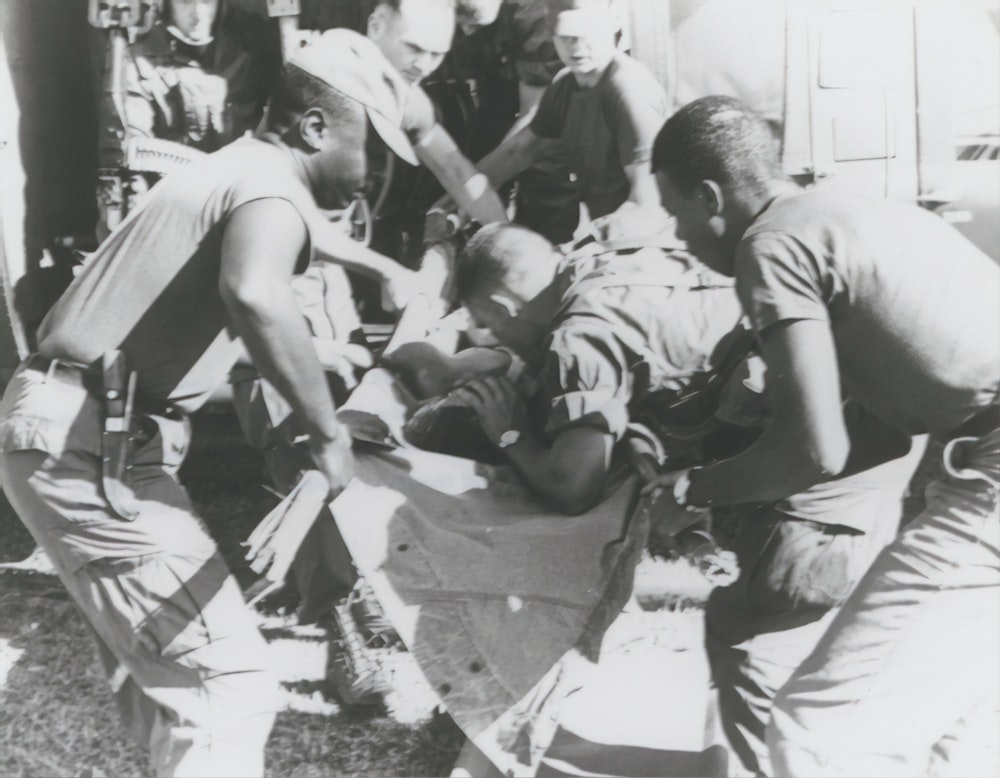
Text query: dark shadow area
0 0 98 267
0 406 462 776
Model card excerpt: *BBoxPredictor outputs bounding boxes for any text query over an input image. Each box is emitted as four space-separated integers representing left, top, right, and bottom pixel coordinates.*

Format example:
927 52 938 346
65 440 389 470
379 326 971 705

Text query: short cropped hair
265 64 362 131
545 0 611 14
456 223 556 301
456 0 501 22
651 96 783 197
376 0 457 12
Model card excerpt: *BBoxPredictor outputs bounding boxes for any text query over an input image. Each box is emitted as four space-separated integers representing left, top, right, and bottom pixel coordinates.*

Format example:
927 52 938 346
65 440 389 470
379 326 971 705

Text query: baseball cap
289 29 418 165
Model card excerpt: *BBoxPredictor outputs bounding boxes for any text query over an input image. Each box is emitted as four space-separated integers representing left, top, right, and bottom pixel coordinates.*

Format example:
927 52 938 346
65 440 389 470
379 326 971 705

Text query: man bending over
651 95 999 777
0 35 413 777
451 219 740 514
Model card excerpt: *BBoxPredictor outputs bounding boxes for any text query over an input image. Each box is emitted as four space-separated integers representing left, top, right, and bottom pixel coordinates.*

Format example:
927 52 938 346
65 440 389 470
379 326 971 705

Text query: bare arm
308 218 417 311
492 82 547 142
455 376 614 515
685 318 850 506
500 427 613 515
219 199 353 492
475 125 549 191
415 125 507 224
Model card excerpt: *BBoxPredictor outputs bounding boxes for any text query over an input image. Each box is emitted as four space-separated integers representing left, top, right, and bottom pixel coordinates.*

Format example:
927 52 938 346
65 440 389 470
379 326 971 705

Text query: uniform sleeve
735 232 832 335
541 323 633 441
530 74 569 138
608 65 667 170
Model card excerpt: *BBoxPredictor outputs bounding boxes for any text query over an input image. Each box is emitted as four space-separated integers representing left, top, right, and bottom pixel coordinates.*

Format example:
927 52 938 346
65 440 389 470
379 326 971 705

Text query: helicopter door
783 0 920 200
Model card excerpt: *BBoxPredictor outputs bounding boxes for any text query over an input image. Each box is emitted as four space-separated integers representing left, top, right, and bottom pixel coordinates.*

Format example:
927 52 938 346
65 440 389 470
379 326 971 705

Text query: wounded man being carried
303 211 743 774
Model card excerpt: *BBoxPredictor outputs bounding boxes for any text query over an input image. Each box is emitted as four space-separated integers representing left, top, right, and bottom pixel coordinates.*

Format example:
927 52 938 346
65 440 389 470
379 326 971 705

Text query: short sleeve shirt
540 248 741 441
38 138 317 413
531 54 667 219
735 190 1000 436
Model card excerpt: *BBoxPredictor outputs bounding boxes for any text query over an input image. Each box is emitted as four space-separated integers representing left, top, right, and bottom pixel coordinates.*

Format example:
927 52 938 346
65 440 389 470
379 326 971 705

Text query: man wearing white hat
0 31 414 778
472 0 666 235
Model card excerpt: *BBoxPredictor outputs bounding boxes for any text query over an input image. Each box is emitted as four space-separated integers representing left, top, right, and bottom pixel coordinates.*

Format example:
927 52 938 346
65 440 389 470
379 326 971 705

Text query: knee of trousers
764 689 820 778
190 665 281 753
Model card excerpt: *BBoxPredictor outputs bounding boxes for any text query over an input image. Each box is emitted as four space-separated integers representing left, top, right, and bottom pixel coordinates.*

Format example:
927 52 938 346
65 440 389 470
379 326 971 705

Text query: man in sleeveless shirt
0 34 415 777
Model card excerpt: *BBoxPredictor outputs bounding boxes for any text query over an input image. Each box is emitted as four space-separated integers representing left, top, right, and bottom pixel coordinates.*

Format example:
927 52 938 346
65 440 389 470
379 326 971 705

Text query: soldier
451 0 580 244
650 95 1000 777
451 217 741 513
95 0 266 235
473 0 666 237
122 0 263 153
454 218 925 778
0 34 411 777
364 0 508 266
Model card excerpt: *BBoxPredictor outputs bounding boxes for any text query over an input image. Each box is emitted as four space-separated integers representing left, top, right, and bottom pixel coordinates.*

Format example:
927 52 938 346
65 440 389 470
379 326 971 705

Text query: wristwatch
673 467 708 511
497 429 522 449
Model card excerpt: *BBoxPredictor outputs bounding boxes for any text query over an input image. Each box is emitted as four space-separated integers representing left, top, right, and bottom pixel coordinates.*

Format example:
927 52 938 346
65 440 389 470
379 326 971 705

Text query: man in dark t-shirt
473 0 666 238
450 0 581 244
651 95 1000 777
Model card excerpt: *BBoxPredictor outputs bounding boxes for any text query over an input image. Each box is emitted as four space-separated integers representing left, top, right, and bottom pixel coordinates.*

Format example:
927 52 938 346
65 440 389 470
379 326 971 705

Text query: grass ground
0 409 937 777
0 409 467 778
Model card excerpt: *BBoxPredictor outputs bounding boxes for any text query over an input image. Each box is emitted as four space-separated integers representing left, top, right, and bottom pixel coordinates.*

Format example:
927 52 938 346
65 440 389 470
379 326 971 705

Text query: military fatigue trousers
767 428 1000 777
0 363 278 777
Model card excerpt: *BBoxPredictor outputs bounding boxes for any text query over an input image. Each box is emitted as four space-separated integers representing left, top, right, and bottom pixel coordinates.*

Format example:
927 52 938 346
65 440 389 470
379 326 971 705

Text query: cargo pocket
746 517 862 611
129 413 191 476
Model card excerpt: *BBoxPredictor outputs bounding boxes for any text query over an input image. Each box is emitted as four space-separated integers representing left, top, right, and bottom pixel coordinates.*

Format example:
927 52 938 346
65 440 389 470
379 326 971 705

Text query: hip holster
100 350 140 521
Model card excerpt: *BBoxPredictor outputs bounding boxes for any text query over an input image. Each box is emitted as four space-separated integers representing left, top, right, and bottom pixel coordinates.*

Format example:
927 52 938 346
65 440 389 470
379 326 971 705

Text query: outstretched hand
308 431 355 499
381 267 420 312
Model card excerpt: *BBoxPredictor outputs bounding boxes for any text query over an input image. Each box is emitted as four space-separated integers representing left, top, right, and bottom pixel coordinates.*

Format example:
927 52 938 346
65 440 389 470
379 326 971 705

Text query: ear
696 180 725 218
367 8 386 39
298 108 329 152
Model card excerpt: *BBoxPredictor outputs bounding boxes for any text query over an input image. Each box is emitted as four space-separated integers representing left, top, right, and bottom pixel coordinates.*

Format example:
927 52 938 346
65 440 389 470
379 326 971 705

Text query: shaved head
457 223 559 304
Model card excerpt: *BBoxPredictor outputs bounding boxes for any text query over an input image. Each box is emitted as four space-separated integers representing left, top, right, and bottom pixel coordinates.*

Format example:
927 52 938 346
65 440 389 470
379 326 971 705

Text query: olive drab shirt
123 23 264 152
541 244 741 441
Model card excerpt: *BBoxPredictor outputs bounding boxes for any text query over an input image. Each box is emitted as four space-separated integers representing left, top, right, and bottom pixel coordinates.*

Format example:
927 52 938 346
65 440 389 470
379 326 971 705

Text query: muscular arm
219 199 348 463
501 426 614 515
455 376 615 515
306 216 418 311
475 125 549 190
686 318 850 506
415 125 507 224
309 218 406 281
